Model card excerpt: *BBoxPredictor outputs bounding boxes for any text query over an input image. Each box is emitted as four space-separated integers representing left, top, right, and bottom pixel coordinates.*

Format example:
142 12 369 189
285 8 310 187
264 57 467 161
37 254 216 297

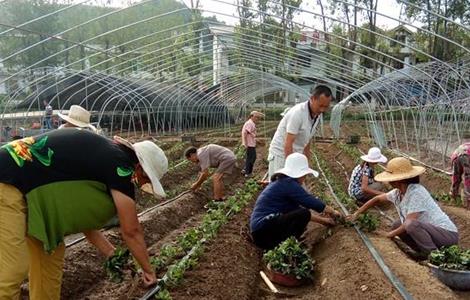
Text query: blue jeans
44 118 52 129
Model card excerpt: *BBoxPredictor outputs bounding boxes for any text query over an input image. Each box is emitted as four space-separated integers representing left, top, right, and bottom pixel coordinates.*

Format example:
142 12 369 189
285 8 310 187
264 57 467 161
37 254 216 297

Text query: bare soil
22 125 470 300
316 140 470 300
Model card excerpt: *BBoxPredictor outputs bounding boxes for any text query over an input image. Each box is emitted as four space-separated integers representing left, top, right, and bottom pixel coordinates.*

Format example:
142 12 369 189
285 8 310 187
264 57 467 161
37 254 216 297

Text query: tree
398 0 470 61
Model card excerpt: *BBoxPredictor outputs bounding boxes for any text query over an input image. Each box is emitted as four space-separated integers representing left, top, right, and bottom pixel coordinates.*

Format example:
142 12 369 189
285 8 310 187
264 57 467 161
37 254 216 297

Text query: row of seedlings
145 179 261 299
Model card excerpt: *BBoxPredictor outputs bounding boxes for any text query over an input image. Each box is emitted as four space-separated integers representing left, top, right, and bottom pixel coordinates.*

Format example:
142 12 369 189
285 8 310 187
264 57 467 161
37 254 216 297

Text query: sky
70 0 419 31
181 0 412 31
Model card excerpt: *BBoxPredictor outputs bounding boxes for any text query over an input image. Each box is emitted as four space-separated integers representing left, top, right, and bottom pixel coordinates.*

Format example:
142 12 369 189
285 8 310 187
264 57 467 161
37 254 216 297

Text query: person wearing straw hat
347 157 458 257
241 111 264 178
268 85 333 180
58 105 98 133
449 142 470 210
250 153 341 250
348 147 388 204
0 129 168 299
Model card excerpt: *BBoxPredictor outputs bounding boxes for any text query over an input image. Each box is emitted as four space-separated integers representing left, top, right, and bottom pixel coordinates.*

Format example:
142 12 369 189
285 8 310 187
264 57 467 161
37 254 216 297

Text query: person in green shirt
0 129 168 300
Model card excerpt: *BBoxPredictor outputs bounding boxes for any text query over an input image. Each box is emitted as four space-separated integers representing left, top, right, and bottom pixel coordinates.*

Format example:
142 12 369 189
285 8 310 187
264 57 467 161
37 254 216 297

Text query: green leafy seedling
429 245 470 270
356 213 380 232
263 237 315 280
104 247 132 283
155 289 172 300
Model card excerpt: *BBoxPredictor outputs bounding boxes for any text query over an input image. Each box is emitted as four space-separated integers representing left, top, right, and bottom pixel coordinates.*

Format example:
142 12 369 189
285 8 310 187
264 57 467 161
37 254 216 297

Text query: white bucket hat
361 147 388 163
58 105 96 131
114 136 168 197
275 153 319 178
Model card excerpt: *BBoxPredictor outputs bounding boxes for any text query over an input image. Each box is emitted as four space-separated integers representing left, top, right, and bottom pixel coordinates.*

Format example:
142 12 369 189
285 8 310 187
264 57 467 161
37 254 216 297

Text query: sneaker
244 173 253 178
241 169 246 175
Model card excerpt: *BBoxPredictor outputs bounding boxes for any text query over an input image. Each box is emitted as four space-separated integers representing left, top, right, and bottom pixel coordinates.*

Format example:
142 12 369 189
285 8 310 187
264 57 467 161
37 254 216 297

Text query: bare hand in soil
345 213 358 222
142 270 157 287
375 230 393 238
190 183 199 191
312 214 336 226
330 209 342 218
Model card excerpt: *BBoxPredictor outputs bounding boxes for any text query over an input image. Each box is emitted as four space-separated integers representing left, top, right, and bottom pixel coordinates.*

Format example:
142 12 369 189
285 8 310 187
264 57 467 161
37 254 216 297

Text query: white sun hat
114 136 168 197
58 105 96 131
361 147 388 163
275 152 319 178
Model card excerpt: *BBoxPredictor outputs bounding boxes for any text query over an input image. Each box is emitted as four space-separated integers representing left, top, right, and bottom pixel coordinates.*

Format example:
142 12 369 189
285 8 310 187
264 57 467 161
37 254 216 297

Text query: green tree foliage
398 0 470 61
0 0 220 80
232 0 302 78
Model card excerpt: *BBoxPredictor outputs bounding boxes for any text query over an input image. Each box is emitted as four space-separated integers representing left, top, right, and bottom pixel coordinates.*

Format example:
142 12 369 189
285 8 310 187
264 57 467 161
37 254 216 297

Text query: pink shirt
242 119 257 147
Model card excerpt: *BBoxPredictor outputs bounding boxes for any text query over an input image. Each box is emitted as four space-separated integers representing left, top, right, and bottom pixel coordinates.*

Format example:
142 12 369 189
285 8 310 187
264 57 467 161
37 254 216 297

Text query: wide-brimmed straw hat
250 111 265 118
58 105 96 130
114 136 168 197
375 157 425 182
275 153 319 178
361 147 387 163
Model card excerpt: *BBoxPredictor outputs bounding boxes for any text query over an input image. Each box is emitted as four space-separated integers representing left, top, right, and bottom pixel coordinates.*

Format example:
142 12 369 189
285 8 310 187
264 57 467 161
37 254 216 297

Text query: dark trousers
392 220 459 253
251 208 310 250
244 147 256 175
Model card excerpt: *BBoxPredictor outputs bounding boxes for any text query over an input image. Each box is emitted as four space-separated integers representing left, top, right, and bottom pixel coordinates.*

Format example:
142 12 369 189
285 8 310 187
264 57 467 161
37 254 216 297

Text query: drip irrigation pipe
65 190 192 248
312 152 414 300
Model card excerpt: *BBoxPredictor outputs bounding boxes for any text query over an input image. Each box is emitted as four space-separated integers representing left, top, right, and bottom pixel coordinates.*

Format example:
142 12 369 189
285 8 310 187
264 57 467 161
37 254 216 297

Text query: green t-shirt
0 129 138 251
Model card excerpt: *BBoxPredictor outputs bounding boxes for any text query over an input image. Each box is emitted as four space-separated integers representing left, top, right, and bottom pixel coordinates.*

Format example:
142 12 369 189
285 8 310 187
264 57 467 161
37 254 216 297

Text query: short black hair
184 146 197 158
310 85 332 99
400 176 420 185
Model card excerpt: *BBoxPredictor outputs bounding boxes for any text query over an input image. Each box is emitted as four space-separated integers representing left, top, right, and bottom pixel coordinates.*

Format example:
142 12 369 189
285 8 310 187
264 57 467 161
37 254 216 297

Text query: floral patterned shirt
348 164 374 198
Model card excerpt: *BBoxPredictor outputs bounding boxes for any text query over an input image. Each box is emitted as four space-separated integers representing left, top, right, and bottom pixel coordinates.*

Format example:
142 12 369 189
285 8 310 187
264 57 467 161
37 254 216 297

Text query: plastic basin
428 263 470 291
265 268 309 287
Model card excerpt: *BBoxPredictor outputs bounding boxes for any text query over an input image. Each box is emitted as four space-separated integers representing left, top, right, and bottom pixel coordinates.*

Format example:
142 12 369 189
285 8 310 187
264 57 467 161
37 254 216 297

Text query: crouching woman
250 153 341 250
348 157 458 255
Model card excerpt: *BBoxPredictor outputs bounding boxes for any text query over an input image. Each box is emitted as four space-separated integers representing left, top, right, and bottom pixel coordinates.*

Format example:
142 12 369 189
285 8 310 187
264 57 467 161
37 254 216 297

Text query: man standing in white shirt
268 85 332 179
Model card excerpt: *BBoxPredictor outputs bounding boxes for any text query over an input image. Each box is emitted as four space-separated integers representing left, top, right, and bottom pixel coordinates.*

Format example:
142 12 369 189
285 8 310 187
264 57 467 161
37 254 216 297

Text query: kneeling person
348 147 387 204
250 153 341 250
348 157 458 257
185 144 236 201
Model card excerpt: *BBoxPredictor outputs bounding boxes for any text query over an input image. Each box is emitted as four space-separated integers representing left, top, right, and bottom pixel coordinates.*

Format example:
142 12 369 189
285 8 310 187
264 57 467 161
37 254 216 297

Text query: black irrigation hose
312 152 414 300
65 190 193 248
